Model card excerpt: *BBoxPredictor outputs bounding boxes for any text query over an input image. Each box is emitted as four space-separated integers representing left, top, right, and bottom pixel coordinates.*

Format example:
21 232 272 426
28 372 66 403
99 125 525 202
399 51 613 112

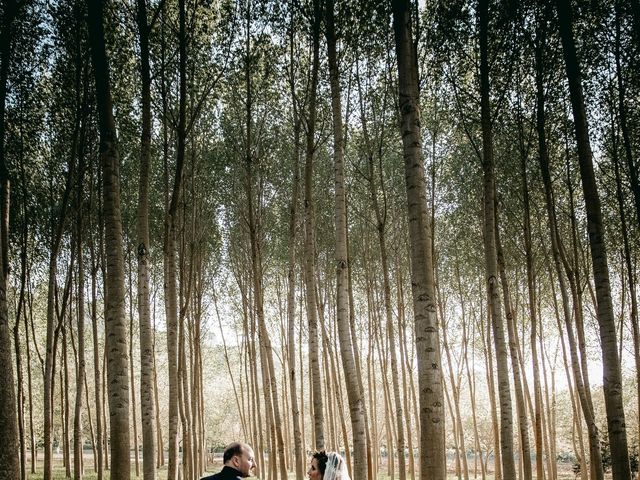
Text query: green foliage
3 0 640 475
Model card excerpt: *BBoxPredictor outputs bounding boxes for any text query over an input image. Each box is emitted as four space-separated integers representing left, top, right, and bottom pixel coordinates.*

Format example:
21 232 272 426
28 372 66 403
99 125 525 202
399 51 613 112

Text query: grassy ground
26 470 582 480
23 457 169 480
26 466 168 480
24 458 584 480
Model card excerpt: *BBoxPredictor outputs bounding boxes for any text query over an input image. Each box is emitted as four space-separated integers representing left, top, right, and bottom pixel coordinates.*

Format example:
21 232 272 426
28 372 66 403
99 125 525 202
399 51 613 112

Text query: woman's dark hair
312 451 329 475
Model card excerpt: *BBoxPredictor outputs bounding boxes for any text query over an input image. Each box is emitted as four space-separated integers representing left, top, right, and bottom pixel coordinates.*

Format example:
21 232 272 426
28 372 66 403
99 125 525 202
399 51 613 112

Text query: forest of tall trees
0 0 638 479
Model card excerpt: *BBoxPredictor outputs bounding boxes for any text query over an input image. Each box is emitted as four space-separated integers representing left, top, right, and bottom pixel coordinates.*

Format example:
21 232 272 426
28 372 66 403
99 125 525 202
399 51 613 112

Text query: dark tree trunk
86 0 131 478
521 120 544 480
554 1 631 478
478 0 516 476
163 0 187 477
285 9 303 476
534 12 604 479
325 1 368 479
134 0 157 476
74 79 88 480
13 166 28 480
391 1 445 477
0 1 19 477
304 0 324 451
63 313 71 478
610 102 640 463
89 189 104 480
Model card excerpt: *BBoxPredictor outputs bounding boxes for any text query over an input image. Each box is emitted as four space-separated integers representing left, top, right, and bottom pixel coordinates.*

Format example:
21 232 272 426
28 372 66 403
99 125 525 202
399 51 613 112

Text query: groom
202 442 256 480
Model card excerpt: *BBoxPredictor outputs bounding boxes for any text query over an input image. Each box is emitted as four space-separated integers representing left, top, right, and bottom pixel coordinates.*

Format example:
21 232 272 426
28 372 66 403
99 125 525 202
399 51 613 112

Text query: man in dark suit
202 442 256 480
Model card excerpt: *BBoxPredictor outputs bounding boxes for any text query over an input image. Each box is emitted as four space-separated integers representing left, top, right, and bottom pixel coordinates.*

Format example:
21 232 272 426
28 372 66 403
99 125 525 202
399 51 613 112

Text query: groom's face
232 446 256 477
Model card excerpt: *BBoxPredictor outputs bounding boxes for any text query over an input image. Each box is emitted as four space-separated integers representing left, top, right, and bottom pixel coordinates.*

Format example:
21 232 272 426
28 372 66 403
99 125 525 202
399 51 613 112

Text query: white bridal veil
323 452 351 480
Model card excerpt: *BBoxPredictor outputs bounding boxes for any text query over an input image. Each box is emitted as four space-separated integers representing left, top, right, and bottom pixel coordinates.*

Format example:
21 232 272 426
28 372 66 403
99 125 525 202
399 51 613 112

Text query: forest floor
24 470 585 480
25 465 170 480
23 456 587 480
23 468 592 480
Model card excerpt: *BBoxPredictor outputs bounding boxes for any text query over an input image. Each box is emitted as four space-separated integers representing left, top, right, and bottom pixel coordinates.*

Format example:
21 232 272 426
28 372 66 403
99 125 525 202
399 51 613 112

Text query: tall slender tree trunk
356 32 405 480
163 0 187 478
539 305 561 480
554 1 632 477
454 268 485 480
325 312 337 448
89 202 103 480
613 5 640 450
236 277 259 474
63 321 71 477
443 375 460 478
135 1 156 478
396 260 420 479
43 87 77 480
13 138 29 480
319 287 336 454
534 15 603 479
478 0 516 476
286 11 303 475
277 316 291 472
304 0 324 451
325 2 368 479
495 216 532 480
563 166 597 427
101 252 110 472
610 102 640 459
323 324 353 474
241 4 287 477
372 297 395 479
521 140 544 480
0 2 19 475
178 287 192 480
21 174 36 475
45 196 69 479
153 337 164 468
346 227 373 479
194 297 205 477
298 301 307 462
440 306 468 480
391 1 445 477
397 267 416 480
74 146 87 480
366 292 379 480
25 276 37 474
127 266 140 478
86 0 131 477
479 292 501 480
62 342 74 475
81 371 95 473
464 313 485 479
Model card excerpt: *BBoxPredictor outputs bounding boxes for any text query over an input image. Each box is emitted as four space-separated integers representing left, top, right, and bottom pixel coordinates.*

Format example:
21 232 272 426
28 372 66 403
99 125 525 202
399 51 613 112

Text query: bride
307 451 350 480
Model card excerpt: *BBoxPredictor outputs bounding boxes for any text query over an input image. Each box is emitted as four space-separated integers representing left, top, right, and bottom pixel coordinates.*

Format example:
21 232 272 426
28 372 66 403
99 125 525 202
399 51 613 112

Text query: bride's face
307 458 323 480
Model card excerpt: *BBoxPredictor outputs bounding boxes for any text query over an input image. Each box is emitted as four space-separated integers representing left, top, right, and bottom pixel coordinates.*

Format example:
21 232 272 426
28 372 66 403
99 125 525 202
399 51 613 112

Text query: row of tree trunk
1 0 639 480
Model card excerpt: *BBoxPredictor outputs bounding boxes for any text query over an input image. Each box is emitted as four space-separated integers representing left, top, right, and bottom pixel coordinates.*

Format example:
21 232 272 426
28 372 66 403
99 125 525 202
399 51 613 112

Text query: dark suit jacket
201 465 245 480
